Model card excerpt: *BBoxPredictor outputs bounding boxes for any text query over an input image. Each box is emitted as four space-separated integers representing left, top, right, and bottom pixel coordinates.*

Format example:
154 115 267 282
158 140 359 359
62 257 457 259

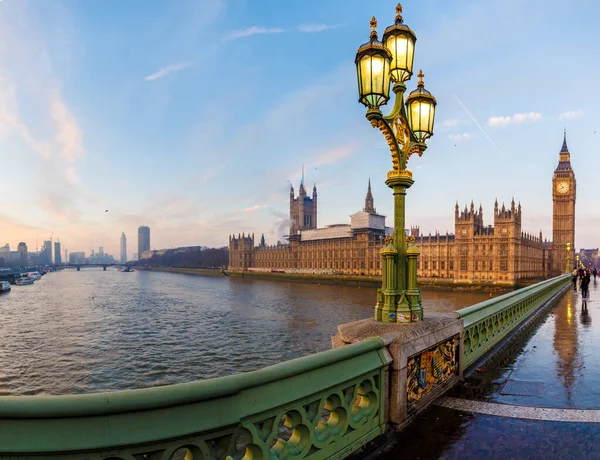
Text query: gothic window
433 261 437 270
460 260 468 271
424 261 429 269
500 260 508 271
450 261 454 270
475 261 479 270
441 261 445 270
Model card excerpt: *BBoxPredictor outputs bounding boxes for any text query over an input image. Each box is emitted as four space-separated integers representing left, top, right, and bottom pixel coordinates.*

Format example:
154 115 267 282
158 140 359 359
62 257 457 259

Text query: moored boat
0 280 11 292
15 276 34 285
27 271 42 280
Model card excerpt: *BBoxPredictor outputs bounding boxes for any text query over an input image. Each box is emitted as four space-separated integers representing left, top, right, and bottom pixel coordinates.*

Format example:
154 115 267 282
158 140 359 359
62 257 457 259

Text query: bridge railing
0 338 390 460
456 274 571 369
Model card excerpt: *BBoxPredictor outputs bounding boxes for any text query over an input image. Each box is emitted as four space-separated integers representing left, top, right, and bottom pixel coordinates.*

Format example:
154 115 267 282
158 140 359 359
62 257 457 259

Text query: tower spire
363 178 376 213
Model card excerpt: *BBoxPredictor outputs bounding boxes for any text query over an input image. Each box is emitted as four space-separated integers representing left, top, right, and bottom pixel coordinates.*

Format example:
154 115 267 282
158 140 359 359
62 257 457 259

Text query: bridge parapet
457 274 570 369
0 338 390 459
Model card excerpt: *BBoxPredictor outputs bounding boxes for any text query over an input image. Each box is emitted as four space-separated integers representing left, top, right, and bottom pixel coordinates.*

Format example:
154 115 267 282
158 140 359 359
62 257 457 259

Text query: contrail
453 95 505 158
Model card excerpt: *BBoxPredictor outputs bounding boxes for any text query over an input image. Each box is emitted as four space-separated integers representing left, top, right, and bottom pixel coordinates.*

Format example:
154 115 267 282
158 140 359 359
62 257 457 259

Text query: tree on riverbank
144 247 228 269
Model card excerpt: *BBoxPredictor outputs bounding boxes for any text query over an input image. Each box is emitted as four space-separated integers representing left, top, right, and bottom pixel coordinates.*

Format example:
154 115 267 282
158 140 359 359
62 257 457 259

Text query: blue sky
0 0 598 258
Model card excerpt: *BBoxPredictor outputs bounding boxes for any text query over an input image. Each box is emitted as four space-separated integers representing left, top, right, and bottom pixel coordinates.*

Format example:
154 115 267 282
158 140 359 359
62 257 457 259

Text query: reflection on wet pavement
380 405 600 459
379 280 600 459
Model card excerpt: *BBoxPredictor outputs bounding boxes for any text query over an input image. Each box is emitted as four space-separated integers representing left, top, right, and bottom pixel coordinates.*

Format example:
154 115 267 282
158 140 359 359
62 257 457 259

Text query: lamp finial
396 3 403 22
369 16 378 39
417 69 424 86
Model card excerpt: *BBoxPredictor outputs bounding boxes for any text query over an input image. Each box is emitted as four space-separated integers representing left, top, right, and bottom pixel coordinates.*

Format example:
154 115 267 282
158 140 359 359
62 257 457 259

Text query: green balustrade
0 338 390 460
457 274 571 369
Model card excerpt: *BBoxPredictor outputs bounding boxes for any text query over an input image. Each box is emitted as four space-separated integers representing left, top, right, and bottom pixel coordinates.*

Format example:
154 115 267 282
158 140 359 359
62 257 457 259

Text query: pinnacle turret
363 178 376 213
561 129 569 154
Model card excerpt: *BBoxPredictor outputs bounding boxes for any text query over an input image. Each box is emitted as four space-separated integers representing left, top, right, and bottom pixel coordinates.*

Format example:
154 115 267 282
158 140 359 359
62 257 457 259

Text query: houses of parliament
229 134 576 287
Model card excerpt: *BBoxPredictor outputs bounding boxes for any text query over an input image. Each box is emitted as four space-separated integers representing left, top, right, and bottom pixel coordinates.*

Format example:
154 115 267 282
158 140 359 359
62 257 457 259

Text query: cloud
441 119 463 128
243 204 266 213
449 133 472 142
144 62 193 81
297 24 338 33
228 27 285 40
559 110 583 120
488 112 542 126
313 144 355 167
51 94 84 161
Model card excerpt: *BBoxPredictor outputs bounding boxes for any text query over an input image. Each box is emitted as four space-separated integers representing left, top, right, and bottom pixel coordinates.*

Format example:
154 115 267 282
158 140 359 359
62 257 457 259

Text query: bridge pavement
376 277 600 459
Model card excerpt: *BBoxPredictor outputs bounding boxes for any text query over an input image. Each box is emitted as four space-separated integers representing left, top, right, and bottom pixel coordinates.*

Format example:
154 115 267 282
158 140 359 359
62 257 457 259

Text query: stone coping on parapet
226 270 523 292
335 312 461 347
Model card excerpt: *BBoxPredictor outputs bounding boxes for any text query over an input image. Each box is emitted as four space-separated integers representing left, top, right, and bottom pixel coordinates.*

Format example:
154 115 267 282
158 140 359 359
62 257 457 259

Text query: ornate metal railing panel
457 274 570 369
0 338 390 460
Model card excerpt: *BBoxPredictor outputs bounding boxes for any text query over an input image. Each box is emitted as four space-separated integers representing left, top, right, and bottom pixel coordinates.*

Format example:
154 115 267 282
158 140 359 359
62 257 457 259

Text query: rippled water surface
0 269 489 395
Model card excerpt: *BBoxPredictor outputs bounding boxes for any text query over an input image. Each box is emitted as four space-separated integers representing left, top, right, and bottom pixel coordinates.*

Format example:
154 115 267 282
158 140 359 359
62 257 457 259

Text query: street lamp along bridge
355 4 437 323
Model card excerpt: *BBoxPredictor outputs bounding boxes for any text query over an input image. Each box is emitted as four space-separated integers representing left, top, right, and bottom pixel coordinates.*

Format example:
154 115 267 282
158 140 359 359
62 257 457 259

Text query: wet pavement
378 277 600 459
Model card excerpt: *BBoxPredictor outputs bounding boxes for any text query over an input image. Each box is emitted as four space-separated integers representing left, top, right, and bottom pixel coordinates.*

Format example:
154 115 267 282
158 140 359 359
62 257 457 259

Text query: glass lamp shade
356 51 392 108
383 20 416 83
355 18 393 109
405 71 437 141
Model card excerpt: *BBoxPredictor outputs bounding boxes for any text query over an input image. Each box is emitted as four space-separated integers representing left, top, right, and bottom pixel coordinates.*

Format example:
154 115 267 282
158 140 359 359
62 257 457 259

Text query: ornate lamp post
566 242 571 274
355 4 436 323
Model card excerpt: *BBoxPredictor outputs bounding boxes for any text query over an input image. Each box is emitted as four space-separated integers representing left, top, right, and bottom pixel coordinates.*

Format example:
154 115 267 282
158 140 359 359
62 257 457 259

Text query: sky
0 0 598 259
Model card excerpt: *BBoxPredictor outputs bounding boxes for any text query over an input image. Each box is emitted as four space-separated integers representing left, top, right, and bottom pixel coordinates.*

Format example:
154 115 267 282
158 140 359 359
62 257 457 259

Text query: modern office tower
54 241 61 264
41 240 52 265
138 226 150 258
120 232 127 263
17 242 28 265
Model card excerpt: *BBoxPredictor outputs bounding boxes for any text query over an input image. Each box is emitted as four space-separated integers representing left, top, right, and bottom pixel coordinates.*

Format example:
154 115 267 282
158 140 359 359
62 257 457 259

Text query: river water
0 269 489 395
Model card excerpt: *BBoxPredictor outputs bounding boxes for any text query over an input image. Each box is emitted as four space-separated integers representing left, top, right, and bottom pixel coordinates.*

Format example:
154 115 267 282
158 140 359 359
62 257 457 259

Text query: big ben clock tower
552 131 576 274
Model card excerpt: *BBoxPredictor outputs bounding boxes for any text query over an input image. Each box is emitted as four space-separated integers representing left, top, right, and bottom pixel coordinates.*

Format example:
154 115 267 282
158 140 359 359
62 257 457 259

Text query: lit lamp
355 4 436 324
406 71 437 142
355 17 392 110
383 4 416 84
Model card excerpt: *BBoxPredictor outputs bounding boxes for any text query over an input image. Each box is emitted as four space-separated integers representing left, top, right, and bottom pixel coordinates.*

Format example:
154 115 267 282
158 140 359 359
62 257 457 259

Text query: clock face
556 181 570 194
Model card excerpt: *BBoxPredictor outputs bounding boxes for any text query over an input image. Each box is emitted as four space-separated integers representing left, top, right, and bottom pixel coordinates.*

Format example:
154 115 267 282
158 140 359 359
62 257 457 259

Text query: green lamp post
355 4 437 323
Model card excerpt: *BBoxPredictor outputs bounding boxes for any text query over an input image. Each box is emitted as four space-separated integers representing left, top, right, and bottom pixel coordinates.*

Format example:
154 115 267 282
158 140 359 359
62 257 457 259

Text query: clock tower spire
552 130 576 274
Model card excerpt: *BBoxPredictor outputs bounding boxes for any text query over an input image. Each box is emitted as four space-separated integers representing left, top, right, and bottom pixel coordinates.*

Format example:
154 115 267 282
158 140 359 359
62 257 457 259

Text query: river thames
0 268 489 395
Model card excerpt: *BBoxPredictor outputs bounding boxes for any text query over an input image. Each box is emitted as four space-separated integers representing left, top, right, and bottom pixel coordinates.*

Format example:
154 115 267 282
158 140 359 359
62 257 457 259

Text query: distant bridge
62 263 130 271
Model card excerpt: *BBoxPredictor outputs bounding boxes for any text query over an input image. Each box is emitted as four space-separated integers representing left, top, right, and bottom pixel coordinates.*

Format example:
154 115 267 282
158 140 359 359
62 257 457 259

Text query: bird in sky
105 209 108 212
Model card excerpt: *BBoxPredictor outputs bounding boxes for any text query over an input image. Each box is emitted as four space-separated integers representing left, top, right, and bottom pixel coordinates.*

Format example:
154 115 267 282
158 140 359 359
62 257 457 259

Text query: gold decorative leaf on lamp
405 70 437 141
382 4 417 83
355 16 393 109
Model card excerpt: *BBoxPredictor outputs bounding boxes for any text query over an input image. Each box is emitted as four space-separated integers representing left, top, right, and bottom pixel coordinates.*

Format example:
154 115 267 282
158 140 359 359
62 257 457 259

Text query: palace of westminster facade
229 135 576 286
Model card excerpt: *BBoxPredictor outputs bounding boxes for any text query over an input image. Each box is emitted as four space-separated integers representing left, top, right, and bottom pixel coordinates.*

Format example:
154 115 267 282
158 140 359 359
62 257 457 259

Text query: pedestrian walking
593 267 597 280
581 269 591 299
572 267 579 290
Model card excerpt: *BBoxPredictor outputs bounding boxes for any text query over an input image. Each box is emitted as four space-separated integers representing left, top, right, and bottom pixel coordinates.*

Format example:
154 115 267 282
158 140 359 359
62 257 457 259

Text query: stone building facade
230 183 552 286
414 200 552 284
230 137 572 286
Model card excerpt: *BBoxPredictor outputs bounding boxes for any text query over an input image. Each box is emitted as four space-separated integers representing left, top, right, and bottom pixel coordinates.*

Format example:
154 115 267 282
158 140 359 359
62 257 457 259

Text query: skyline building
17 242 27 265
138 226 150 258
120 232 127 263
41 240 52 265
54 241 61 265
